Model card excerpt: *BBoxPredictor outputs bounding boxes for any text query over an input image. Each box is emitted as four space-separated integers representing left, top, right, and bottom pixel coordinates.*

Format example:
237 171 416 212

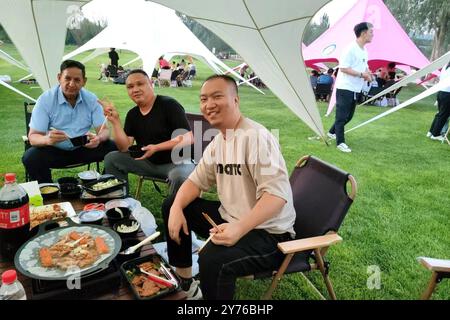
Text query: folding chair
418 257 450 300
158 69 172 87
134 112 218 200
245 155 357 299
23 102 100 181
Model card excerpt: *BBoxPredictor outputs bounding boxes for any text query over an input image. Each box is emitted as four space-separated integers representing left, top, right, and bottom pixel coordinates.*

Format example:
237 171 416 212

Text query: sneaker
327 132 336 140
426 132 432 138
184 279 203 300
337 143 351 153
430 135 444 142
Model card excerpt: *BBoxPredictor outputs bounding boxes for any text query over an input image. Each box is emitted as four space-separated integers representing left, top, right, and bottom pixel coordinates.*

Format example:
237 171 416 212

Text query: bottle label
0 204 30 229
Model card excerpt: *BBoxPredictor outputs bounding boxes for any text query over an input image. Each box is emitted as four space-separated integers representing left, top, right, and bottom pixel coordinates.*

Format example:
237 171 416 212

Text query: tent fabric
0 0 90 91
346 75 450 134
303 0 430 72
0 78 37 102
148 0 331 138
64 0 261 92
0 48 29 71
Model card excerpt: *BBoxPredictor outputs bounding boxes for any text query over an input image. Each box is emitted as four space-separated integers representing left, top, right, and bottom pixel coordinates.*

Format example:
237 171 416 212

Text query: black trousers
329 89 358 145
430 91 450 136
162 195 291 300
22 140 117 183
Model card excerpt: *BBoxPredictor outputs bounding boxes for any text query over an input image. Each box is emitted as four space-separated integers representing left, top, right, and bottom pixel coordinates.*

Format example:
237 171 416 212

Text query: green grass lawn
0 45 448 300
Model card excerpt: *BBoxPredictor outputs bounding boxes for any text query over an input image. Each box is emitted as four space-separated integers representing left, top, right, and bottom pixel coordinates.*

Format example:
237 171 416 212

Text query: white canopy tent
0 0 90 91
63 0 263 92
148 0 330 138
0 48 29 72
0 79 37 102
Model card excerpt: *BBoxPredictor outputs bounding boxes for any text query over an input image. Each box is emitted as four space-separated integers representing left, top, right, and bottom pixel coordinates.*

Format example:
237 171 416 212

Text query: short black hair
60 60 86 78
203 74 238 95
354 22 373 37
126 69 149 79
388 62 396 69
327 68 334 74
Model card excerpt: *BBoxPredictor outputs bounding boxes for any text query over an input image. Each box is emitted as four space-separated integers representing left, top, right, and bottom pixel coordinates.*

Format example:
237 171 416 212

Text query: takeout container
59 183 82 199
106 207 131 227
128 145 145 159
120 253 180 300
39 184 60 200
113 218 140 238
82 176 127 196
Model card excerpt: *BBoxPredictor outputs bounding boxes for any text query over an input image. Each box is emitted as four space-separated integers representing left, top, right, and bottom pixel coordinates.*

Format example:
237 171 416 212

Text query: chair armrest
418 257 450 273
277 233 342 254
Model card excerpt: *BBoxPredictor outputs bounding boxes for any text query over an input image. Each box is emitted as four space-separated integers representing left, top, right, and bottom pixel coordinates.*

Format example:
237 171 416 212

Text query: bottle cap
1 270 17 285
4 173 16 183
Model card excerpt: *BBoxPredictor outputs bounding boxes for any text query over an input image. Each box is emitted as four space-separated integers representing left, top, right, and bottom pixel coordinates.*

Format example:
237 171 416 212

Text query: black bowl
116 238 142 262
113 218 140 238
106 207 131 227
59 183 82 199
128 145 145 159
39 184 60 200
57 177 79 185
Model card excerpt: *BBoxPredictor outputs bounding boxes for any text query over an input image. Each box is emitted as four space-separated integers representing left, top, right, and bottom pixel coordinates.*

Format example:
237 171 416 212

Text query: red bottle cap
4 173 16 183
1 270 17 285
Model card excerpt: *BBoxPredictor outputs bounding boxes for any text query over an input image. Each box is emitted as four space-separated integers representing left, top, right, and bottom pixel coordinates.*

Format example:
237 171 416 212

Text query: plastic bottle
0 173 30 261
0 270 27 300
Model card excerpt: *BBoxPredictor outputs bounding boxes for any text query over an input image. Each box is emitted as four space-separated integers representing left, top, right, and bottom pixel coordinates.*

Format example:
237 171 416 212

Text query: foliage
303 14 330 46
66 18 107 46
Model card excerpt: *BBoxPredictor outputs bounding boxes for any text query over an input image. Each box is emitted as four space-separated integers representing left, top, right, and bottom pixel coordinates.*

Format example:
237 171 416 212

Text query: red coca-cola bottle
0 173 30 262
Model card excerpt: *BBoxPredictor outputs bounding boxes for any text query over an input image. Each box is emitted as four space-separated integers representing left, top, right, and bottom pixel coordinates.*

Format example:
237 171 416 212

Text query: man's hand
168 205 189 245
362 71 373 82
135 144 157 160
83 132 100 149
210 222 246 247
46 129 68 145
98 99 120 125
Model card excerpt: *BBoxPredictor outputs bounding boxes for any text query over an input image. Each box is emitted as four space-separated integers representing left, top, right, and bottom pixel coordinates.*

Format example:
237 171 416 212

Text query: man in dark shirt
108 48 119 67
100 69 195 196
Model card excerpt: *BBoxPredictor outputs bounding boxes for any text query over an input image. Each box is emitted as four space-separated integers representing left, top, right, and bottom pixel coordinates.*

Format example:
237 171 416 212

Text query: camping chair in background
365 86 385 105
417 257 450 300
22 102 100 181
314 83 332 102
134 112 218 200
243 155 357 299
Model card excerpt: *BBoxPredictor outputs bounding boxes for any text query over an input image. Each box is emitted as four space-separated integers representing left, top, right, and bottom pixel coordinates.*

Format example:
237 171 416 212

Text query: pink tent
303 0 430 72
302 0 430 116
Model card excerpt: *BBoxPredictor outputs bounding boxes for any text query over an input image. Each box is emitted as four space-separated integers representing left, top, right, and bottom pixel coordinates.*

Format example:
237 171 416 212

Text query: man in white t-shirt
328 22 374 153
162 74 296 300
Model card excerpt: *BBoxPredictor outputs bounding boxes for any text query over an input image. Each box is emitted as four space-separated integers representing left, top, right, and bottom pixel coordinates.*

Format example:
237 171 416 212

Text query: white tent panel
0 0 89 91
0 49 29 71
149 0 331 137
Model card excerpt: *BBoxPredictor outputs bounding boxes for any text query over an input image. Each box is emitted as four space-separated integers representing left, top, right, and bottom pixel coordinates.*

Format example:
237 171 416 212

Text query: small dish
113 219 140 238
39 183 60 200
78 170 101 183
78 210 105 225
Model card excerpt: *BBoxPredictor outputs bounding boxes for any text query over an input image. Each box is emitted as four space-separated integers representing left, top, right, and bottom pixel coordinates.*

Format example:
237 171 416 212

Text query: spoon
119 231 160 255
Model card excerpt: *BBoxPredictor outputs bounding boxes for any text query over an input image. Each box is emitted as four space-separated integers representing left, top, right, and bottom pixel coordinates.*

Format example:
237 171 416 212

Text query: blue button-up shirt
29 85 105 150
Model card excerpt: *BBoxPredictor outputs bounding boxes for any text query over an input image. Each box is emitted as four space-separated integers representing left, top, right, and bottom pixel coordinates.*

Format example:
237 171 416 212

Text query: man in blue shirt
317 68 334 85
22 60 116 182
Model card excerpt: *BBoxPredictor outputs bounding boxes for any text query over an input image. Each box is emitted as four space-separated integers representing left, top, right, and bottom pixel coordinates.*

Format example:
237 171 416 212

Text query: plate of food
82 177 126 196
15 219 121 281
30 202 77 229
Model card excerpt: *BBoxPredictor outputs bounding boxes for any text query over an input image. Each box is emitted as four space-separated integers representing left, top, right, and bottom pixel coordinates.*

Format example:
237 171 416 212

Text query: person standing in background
428 62 450 142
108 48 119 67
327 22 374 153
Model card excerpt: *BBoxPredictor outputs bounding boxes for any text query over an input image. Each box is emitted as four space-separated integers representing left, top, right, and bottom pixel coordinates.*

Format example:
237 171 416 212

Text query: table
0 197 186 300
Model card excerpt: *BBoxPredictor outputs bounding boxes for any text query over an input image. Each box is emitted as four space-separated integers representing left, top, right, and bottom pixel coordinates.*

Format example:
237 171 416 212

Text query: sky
82 0 359 27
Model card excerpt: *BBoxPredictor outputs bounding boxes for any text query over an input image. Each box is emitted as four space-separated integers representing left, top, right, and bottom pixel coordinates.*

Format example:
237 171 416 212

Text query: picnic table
0 197 186 300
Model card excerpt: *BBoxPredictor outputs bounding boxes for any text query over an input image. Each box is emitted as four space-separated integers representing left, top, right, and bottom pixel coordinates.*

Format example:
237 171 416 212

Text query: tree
303 14 330 46
385 0 449 60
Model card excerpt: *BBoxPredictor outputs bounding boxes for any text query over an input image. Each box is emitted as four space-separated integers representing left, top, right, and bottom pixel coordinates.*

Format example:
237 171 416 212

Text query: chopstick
198 212 221 253
97 117 108 134
50 127 71 139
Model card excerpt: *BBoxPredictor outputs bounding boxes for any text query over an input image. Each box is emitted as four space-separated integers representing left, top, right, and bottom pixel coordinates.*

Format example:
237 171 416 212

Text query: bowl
78 210 105 225
59 183 82 199
113 219 140 238
116 238 143 263
105 199 131 211
105 206 131 227
39 183 60 200
78 170 101 184
128 145 145 158
57 177 79 185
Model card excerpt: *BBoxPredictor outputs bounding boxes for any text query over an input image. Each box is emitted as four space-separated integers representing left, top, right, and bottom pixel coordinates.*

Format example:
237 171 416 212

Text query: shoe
327 132 336 140
426 132 432 138
430 135 444 142
337 143 352 153
184 279 203 300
